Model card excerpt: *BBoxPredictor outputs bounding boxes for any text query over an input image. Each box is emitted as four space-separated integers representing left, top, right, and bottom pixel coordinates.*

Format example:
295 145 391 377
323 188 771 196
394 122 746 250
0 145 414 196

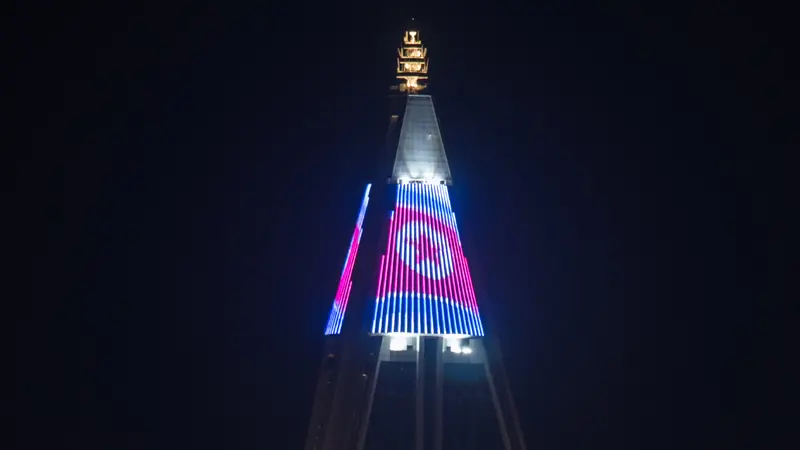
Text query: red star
407 232 441 267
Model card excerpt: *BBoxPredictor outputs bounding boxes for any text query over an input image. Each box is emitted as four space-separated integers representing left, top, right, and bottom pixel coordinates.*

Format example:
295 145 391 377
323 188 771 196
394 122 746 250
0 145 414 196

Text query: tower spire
396 23 429 93
390 26 452 185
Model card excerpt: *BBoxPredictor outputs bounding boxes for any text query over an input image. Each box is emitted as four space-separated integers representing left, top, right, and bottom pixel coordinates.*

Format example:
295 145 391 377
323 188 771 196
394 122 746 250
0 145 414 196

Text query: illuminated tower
304 27 526 450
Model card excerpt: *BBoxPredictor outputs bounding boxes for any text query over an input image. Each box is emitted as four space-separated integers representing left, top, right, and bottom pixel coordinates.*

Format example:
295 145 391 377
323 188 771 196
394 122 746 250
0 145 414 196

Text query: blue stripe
375 292 484 336
396 184 451 217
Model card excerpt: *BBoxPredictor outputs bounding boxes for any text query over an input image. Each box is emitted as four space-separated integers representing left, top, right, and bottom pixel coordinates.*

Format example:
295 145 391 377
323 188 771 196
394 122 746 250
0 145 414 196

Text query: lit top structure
396 29 429 94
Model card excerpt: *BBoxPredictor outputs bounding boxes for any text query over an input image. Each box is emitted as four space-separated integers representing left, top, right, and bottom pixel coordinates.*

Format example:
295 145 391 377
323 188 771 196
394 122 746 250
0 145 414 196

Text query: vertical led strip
324 184 372 335
371 183 484 336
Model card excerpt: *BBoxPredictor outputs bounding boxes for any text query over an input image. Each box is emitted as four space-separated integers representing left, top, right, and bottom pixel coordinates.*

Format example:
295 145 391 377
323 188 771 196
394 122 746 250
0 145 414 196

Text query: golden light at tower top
397 29 429 93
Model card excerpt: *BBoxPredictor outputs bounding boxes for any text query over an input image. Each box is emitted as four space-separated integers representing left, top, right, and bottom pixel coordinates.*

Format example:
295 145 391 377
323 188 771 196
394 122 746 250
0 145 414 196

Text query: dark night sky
11 1 790 449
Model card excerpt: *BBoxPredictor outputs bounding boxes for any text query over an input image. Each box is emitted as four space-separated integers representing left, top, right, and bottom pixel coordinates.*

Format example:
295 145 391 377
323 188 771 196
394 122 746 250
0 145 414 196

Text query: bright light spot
447 338 463 353
389 336 408 351
446 337 471 355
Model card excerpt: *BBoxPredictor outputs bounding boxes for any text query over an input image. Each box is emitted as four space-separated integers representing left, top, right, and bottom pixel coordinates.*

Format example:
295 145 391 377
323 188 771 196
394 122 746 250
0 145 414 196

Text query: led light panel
371 183 484 336
324 184 372 335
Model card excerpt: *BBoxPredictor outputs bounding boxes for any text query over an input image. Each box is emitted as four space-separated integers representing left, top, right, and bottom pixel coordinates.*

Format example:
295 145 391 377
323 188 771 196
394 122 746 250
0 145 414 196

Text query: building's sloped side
442 363 505 450
324 184 372 335
362 361 417 450
371 183 484 337
391 95 452 184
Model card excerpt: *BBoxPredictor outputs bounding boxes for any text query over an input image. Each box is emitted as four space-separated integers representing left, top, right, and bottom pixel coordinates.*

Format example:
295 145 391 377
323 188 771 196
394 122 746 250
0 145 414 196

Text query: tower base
352 335 526 450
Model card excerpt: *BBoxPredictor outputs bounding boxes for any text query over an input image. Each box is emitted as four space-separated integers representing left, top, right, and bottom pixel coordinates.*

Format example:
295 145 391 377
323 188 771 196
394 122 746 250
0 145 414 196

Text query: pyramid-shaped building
306 28 526 450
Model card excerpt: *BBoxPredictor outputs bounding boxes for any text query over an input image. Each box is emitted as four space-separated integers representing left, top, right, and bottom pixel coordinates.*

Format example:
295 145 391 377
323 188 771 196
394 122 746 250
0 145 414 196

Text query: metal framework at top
396 29 429 94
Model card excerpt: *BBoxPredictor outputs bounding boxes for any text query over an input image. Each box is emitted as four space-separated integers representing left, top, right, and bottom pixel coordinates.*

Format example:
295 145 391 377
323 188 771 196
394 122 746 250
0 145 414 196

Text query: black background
11 1 790 449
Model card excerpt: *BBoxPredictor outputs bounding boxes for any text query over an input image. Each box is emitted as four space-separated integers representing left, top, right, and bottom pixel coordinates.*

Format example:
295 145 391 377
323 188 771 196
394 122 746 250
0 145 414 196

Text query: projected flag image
324 184 372 335
372 183 484 336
